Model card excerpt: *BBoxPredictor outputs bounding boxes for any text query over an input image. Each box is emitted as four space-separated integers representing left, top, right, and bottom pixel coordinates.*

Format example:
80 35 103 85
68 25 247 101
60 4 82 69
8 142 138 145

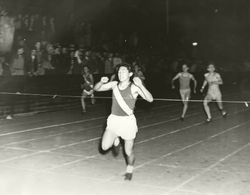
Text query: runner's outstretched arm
94 77 117 92
133 77 153 102
171 73 180 89
200 80 208 93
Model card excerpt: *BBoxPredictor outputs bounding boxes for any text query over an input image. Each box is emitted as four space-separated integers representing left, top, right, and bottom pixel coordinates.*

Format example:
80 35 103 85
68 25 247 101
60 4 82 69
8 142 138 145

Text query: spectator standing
104 53 114 75
11 48 25 75
81 66 95 113
35 41 42 64
49 17 56 41
113 53 122 69
134 64 145 84
0 55 11 76
27 49 38 76
60 47 70 74
14 14 22 36
68 50 82 74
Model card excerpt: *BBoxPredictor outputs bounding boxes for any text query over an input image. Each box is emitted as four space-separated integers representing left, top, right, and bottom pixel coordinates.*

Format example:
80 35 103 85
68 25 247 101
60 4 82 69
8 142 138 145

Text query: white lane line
134 119 250 171
0 116 105 137
139 112 200 129
0 111 202 164
42 113 199 152
2 96 242 178
0 163 107 182
1 106 199 148
0 108 246 168
3 124 102 146
107 110 249 182
0 151 44 163
4 146 36 152
140 121 250 172
2 146 86 158
0 91 230 139
0 153 199 195
38 112 201 151
136 121 202 145
157 164 242 174
134 141 204 170
136 109 246 145
1 97 234 148
105 110 249 182
0 110 181 147
45 155 97 171
0 102 181 138
103 179 201 194
49 137 101 151
0 118 50 128
0 110 245 183
166 142 250 195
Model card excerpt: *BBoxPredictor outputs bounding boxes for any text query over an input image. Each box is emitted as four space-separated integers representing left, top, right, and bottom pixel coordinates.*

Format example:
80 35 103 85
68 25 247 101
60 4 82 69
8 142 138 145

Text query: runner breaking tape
94 63 153 181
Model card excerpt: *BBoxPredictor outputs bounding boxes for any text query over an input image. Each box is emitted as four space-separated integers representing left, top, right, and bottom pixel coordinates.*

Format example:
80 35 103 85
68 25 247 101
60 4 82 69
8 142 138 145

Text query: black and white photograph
0 0 250 194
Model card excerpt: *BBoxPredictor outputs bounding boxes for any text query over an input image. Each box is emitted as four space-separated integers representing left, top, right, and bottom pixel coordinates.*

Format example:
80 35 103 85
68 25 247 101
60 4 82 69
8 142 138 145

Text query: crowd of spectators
14 14 56 44
0 5 202 79
0 5 249 79
0 42 129 76
0 5 95 77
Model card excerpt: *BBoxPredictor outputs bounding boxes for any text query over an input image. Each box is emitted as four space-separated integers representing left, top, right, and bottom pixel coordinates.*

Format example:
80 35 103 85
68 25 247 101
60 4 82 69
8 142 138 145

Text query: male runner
200 63 227 122
171 64 197 120
81 66 95 113
94 63 153 180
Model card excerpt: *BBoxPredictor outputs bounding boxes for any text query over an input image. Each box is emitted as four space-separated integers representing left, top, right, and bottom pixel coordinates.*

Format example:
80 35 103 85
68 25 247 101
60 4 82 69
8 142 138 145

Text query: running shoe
124 172 133 181
222 111 228 118
206 118 212 123
81 109 86 114
6 115 13 120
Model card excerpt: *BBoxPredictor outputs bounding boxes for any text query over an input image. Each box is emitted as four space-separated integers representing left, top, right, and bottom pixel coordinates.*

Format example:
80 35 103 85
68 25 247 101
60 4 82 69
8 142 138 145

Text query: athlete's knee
101 142 108 151
124 141 134 156
101 132 113 151
101 141 110 151
81 96 86 101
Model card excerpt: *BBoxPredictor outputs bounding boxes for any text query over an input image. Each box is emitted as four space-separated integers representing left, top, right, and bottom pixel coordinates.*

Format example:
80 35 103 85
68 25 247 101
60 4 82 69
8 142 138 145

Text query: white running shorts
106 114 138 140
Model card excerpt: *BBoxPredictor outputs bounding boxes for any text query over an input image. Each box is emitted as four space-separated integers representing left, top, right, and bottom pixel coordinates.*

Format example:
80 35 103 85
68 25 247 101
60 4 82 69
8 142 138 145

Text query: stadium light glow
192 42 198 46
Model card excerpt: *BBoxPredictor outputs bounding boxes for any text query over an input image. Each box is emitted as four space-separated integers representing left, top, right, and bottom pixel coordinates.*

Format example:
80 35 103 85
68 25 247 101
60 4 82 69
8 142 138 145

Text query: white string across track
0 91 249 107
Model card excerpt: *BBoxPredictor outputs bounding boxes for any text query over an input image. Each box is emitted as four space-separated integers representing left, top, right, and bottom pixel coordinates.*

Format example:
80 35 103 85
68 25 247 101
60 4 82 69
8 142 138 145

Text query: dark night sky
101 0 250 60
